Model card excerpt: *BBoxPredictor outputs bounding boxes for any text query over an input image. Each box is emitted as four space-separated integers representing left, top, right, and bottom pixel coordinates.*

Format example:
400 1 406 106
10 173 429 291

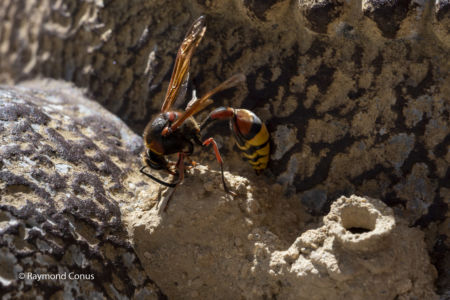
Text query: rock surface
0 81 163 299
0 0 447 221
0 80 443 298
0 0 448 296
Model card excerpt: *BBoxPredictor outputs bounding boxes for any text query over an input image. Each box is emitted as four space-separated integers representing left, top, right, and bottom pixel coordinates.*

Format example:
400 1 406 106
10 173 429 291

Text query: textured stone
0 1 447 214
300 188 328 214
362 0 411 38
298 0 344 34
0 81 163 299
436 0 450 21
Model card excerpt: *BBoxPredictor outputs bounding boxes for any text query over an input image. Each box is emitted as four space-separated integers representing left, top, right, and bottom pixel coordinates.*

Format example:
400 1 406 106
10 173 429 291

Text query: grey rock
0 81 163 299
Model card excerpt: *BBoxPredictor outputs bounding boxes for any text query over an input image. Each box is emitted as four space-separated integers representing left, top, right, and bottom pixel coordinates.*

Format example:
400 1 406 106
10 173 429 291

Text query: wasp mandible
140 15 270 194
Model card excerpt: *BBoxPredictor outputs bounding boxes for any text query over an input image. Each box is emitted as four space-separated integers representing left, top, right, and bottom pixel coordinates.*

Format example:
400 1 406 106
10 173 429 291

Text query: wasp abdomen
231 109 270 173
201 107 270 173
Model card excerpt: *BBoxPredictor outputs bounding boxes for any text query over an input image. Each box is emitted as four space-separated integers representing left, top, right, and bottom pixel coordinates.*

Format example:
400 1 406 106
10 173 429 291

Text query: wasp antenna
140 166 179 188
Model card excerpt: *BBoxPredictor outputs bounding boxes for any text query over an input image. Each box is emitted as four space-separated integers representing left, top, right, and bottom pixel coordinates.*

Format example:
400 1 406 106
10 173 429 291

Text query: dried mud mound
0 81 163 299
123 179 437 299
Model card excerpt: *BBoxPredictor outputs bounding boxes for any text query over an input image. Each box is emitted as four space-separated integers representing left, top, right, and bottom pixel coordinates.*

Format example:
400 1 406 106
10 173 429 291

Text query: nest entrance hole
340 206 377 234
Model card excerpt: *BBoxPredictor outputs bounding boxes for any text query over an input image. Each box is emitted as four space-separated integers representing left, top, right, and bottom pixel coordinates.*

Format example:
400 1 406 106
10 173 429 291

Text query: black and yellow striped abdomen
230 109 270 173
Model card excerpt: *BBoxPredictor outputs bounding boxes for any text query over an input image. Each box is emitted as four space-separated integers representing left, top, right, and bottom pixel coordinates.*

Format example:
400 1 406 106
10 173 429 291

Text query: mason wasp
140 16 269 197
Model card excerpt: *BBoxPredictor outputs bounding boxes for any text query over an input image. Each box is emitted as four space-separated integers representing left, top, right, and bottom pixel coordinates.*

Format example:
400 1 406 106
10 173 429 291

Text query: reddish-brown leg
175 152 186 183
202 138 233 194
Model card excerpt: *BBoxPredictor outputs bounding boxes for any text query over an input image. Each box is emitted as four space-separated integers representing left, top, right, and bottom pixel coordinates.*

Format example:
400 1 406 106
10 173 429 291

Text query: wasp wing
161 16 206 113
187 98 214 116
168 73 246 133
172 72 189 110
184 88 214 115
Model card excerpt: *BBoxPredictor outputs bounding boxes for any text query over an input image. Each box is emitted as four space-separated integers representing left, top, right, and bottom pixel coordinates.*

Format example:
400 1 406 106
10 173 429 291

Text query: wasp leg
202 138 235 195
175 152 186 183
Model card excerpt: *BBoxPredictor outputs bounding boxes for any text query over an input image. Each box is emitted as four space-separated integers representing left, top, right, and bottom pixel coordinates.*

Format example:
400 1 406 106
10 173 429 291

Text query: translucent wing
184 88 213 115
172 72 189 109
166 73 246 134
160 16 206 113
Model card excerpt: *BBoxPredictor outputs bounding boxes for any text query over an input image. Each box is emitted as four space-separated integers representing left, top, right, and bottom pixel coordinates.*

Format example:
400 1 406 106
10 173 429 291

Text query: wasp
140 15 269 196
